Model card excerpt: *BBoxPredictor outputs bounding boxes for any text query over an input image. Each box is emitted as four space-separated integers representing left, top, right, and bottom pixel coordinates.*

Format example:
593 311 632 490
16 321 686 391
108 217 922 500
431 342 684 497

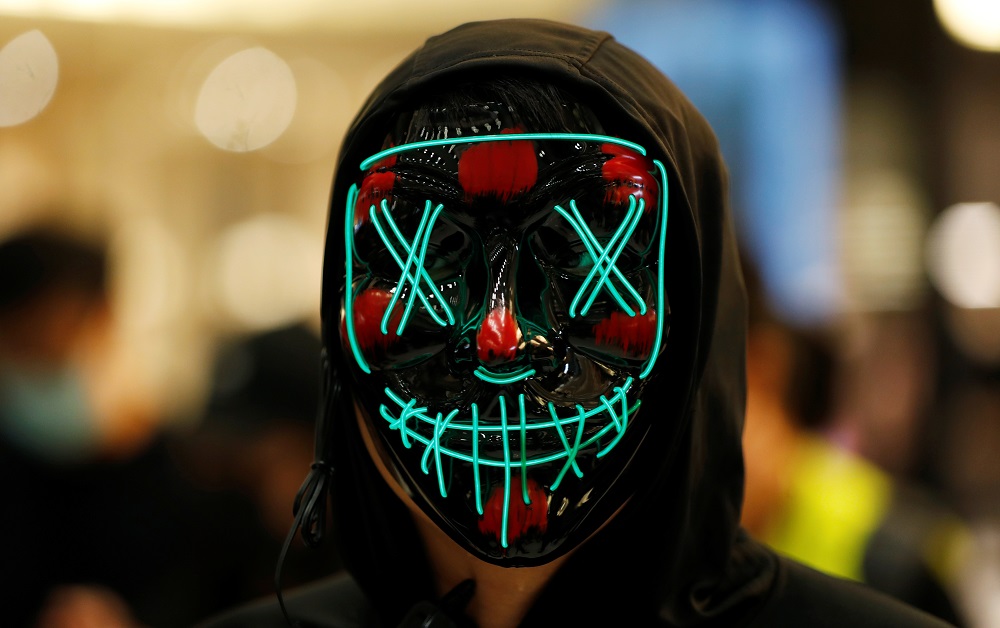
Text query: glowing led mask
341 129 670 565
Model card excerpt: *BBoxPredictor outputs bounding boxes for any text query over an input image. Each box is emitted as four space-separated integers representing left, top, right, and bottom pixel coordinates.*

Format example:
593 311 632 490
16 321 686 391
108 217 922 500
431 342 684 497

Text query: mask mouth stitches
377 377 640 547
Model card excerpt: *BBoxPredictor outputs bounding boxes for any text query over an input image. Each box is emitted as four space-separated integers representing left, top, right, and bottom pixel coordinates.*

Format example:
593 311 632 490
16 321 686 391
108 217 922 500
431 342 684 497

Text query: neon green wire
568 199 647 315
639 160 670 380
380 201 432 335
381 379 634 435
547 403 584 481
343 184 372 374
472 403 482 515
570 195 645 318
359 133 647 171
519 394 530 505
500 396 511 549
553 204 636 318
473 366 535 384
378 200 455 325
380 395 643 468
549 404 587 491
419 409 458 497
368 200 451 328
396 202 445 335
579 197 646 317
596 394 628 457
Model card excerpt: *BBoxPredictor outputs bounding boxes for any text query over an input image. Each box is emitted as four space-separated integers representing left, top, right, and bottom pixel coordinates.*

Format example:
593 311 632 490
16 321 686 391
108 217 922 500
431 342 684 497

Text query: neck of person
412 514 570 628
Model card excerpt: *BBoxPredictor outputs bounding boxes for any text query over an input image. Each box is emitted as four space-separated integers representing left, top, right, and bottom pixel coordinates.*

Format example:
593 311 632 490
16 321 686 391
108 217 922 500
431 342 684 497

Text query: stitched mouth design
377 377 639 548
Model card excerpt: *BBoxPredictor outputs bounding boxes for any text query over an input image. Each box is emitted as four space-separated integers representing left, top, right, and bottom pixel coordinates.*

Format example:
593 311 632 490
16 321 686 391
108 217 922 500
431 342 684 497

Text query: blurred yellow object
764 437 892 581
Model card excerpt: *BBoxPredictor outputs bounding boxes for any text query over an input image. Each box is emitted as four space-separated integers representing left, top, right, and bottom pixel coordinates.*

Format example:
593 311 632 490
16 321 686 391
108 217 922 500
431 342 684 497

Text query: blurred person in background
173 322 341 596
740 257 971 625
0 225 272 627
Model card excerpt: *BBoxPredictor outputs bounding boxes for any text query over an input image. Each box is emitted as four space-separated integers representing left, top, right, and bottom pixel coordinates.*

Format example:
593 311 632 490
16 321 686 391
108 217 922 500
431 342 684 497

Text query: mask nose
477 307 522 366
476 232 523 368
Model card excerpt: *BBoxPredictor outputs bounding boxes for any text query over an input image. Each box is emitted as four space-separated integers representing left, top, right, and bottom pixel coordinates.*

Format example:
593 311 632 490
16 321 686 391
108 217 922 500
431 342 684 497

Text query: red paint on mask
355 151 397 226
478 476 548 546
593 310 657 359
355 170 396 227
477 308 520 365
351 287 402 353
601 143 658 209
458 128 538 202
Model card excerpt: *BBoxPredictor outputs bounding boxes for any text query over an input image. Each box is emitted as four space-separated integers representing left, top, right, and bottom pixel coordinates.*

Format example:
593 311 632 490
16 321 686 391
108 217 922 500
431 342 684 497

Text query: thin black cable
275 351 339 626
275 460 334 626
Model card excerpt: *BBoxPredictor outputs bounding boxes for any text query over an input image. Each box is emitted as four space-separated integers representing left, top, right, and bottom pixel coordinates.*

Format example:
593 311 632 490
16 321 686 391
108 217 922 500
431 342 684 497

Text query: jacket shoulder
196 572 373 628
747 555 955 627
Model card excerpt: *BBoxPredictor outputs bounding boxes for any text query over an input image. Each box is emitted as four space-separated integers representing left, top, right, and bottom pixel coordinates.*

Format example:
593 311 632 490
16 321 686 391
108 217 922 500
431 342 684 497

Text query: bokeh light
0 30 58 127
935 0 1000 52
212 213 323 331
261 57 349 164
926 202 1000 309
195 46 296 152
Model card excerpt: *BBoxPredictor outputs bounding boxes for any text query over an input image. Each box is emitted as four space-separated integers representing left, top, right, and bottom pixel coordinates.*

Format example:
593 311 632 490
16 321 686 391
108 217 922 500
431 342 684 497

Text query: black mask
339 96 671 565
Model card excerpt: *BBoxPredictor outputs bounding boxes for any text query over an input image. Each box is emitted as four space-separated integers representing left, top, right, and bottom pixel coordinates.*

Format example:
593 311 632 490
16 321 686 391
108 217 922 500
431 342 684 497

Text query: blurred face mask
0 363 101 464
339 98 671 565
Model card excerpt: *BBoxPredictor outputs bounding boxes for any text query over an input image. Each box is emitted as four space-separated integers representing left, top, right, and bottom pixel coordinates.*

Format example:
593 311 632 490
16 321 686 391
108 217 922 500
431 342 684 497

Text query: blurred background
1 0 999 626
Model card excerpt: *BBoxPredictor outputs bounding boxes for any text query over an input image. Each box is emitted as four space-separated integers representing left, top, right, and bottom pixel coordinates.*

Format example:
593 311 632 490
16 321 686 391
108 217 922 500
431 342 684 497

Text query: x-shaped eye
553 195 647 318
368 199 455 335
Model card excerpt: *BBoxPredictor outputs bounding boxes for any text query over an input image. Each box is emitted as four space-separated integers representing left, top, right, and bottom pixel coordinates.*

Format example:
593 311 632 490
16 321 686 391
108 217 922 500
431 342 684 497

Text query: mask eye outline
367 198 455 335
346 133 670 380
553 195 647 319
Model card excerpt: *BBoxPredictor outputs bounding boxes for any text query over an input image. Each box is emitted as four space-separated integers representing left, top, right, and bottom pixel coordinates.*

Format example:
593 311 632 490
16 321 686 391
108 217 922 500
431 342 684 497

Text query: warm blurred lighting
261 58 348 164
935 0 1000 52
195 47 296 152
0 0 588 31
213 214 323 331
0 30 57 127
946 306 1000 365
843 171 928 311
927 202 1000 309
112 217 188 332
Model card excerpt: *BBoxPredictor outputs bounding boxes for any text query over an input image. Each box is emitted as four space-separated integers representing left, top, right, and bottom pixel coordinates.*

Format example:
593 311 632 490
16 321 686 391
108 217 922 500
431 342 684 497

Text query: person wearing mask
202 19 950 627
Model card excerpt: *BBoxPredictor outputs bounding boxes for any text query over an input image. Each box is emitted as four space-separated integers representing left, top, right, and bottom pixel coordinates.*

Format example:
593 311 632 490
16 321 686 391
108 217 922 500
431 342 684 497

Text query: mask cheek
554 274 659 364
342 286 401 361
590 310 658 360
343 279 466 370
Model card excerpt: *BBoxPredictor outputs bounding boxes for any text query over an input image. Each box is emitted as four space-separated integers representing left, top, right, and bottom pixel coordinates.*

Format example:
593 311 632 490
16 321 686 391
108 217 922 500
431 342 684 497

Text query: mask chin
352 369 651 566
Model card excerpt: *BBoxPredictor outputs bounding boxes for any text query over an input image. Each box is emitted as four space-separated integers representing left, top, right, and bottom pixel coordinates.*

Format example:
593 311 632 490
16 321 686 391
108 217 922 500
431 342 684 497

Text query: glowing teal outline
518 394 530 506
379 377 641 548
639 159 670 380
378 377 636 466
549 405 586 491
347 135 674 545
343 183 371 374
379 379 638 550
376 200 447 335
473 366 535 384
347 134 670 380
369 199 455 329
499 396 512 548
554 196 647 318
359 133 646 171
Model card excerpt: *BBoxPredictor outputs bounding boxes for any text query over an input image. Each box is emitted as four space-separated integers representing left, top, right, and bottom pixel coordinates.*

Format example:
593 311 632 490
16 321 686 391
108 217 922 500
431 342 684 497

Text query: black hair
0 228 107 314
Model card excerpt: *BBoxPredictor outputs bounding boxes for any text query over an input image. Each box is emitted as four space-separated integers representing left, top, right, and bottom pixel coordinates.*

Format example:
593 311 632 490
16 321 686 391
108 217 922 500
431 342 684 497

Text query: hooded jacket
200 18 951 628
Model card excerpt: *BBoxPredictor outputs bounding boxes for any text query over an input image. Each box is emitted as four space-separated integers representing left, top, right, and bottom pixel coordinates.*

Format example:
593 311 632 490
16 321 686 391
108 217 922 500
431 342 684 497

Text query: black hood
320 18 773 626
